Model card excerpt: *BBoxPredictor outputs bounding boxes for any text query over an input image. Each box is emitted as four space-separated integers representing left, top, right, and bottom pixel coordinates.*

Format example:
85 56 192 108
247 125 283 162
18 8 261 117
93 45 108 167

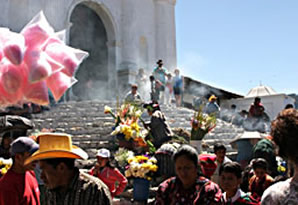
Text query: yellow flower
104 106 112 114
149 165 158 172
136 155 149 162
1 167 7 175
127 156 135 164
141 163 150 169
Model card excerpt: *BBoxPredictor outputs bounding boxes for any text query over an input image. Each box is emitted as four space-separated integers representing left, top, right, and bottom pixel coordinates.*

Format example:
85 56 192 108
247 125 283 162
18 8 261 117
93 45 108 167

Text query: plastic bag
2 31 26 65
46 71 77 102
25 51 62 83
23 80 49 105
0 60 24 94
0 60 26 105
21 11 54 50
45 42 88 76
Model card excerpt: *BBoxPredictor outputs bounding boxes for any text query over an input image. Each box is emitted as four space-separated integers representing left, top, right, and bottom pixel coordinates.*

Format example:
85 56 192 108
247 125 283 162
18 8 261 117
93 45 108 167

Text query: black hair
213 143 226 153
284 104 294 109
173 144 198 168
251 158 268 170
149 75 155 81
42 158 75 170
254 97 261 102
219 161 242 179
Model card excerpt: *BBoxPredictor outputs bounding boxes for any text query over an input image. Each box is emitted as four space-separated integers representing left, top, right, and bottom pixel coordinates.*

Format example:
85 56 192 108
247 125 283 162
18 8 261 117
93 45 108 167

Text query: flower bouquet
125 155 158 180
104 104 153 151
191 106 217 141
125 155 158 201
114 147 134 168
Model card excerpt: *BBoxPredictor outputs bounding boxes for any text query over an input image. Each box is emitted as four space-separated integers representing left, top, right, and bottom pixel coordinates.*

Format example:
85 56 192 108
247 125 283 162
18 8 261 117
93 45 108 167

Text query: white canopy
245 85 277 98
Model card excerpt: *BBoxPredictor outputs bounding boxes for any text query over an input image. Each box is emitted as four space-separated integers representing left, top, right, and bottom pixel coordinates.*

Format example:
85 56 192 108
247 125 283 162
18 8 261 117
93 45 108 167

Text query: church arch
67 1 117 100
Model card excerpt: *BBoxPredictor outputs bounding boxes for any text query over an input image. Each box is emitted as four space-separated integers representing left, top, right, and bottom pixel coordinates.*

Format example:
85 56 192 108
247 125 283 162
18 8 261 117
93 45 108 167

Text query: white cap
96 148 110 158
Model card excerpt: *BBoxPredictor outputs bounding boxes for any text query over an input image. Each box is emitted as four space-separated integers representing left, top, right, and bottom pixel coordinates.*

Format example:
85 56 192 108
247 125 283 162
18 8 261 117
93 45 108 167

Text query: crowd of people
125 59 184 107
0 105 296 204
0 59 297 204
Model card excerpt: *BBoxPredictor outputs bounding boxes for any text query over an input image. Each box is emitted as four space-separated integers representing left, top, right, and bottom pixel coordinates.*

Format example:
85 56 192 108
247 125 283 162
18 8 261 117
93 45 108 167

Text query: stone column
154 0 177 71
118 0 139 94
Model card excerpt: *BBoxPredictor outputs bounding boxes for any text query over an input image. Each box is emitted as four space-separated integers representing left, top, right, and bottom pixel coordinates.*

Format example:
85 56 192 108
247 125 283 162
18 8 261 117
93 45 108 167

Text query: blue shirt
153 67 167 85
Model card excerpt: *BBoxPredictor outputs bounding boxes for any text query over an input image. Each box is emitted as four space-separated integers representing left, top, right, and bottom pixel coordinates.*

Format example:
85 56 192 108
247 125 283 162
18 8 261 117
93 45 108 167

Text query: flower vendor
143 102 173 149
89 148 128 198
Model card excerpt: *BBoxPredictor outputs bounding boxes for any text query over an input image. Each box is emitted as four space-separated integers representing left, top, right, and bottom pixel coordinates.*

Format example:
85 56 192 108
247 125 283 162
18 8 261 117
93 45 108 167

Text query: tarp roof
245 85 277 98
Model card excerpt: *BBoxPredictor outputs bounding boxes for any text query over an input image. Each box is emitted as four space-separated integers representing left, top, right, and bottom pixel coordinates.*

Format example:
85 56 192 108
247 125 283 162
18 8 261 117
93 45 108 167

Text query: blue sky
176 0 298 96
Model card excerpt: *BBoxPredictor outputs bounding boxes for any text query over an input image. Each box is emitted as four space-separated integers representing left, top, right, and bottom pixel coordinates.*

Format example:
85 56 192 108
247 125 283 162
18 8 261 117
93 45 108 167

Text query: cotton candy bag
21 11 54 50
44 41 88 77
46 72 77 102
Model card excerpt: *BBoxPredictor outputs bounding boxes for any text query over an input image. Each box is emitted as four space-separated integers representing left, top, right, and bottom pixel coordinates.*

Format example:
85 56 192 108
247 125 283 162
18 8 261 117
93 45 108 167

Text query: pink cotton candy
21 11 54 50
3 43 24 65
0 49 3 62
24 81 49 105
0 61 26 105
44 42 88 77
46 71 77 102
2 31 25 65
25 51 62 83
0 60 24 93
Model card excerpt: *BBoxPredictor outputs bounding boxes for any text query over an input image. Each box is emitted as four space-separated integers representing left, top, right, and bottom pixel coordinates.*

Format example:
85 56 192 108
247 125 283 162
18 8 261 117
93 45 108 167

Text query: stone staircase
30 100 244 163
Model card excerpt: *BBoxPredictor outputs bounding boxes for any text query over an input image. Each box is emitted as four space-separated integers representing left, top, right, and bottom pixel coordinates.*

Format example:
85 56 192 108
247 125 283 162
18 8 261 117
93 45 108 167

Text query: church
0 0 177 100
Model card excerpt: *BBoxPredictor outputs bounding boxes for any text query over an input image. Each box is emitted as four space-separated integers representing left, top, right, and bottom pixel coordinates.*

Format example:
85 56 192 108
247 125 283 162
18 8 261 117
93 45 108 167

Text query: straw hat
25 133 88 165
208 95 217 102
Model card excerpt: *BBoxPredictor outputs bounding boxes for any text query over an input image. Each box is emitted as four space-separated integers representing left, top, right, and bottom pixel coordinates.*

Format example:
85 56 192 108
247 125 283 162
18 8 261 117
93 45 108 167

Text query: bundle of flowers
125 155 158 180
114 147 134 167
191 106 216 140
104 104 148 147
0 158 12 176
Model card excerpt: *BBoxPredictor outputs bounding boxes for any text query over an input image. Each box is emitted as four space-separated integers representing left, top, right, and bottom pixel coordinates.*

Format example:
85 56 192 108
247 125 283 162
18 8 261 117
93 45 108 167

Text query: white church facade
0 0 177 100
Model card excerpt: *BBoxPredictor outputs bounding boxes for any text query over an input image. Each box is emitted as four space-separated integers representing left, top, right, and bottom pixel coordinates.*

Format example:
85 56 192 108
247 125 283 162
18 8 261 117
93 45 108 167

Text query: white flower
104 105 112 114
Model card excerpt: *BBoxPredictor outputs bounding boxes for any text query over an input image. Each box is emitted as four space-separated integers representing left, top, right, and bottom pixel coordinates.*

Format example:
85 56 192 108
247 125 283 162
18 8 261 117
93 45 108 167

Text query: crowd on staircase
0 60 296 205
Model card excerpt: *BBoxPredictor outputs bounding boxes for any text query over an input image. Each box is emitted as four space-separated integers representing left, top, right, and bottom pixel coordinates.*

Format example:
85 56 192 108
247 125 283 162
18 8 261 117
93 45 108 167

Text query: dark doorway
70 3 108 100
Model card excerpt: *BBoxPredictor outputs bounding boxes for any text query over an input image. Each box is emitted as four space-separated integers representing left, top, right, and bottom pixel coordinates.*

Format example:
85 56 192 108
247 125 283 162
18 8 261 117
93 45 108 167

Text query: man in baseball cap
0 136 40 205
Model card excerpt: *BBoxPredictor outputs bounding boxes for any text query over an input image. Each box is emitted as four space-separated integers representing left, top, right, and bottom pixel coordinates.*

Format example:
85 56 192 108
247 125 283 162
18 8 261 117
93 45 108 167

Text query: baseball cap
96 148 110 158
10 137 39 156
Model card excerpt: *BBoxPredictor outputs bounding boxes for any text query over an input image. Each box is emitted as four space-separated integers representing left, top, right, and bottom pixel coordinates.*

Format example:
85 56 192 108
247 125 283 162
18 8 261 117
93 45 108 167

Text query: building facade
0 0 177 100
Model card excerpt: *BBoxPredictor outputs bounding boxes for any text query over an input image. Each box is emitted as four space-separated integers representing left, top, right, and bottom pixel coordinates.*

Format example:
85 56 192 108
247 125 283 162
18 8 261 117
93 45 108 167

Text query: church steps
31 101 244 160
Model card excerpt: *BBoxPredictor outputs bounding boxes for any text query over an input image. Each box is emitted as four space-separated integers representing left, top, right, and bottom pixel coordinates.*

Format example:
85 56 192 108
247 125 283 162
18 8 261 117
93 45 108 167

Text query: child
249 158 273 200
220 161 260 204
89 148 128 198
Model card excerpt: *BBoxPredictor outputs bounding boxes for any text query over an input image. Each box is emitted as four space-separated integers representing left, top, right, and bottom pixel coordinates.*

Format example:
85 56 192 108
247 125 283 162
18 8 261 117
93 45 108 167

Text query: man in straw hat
25 133 112 205
0 136 40 205
204 95 220 115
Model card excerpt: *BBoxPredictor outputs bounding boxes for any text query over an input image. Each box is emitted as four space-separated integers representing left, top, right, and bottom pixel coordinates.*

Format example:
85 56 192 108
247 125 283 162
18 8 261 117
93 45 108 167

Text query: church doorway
69 3 109 100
